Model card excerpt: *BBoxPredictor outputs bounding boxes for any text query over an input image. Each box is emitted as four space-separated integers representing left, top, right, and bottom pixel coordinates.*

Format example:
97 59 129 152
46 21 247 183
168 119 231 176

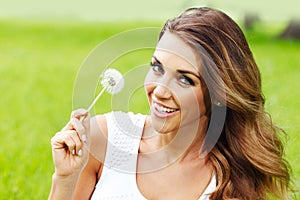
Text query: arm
48 110 108 200
49 173 80 200
73 115 108 199
73 153 102 200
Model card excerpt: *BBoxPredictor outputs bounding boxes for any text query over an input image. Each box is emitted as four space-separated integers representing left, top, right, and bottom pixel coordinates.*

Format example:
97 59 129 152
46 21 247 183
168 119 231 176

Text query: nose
153 84 172 100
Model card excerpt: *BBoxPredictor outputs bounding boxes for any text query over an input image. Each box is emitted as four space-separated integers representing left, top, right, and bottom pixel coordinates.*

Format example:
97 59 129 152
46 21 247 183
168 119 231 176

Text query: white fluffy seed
100 68 124 94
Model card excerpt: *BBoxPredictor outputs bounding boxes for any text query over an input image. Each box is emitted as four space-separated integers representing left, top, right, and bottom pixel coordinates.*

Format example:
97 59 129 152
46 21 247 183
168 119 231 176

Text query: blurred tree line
244 13 300 39
181 0 300 40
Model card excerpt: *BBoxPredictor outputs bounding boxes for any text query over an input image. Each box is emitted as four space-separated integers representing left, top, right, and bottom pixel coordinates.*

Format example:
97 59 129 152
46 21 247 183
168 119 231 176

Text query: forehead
154 31 199 69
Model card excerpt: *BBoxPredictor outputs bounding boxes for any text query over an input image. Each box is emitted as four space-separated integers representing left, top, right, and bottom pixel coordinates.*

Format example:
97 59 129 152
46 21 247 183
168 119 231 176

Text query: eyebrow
177 69 201 80
152 56 162 65
152 55 201 80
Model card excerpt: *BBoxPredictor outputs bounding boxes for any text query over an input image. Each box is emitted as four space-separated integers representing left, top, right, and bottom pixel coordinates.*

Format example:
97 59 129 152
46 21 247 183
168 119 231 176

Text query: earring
215 102 222 107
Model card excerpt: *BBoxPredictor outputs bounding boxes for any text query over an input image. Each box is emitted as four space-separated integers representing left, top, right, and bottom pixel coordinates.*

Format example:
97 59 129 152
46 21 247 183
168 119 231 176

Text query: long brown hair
159 7 293 199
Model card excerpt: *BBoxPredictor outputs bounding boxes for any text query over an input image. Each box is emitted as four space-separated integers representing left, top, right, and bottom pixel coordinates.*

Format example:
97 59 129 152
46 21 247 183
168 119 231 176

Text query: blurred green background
0 0 299 199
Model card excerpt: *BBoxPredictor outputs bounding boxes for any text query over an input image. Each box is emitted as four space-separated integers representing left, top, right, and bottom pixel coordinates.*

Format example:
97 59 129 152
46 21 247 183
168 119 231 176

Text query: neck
138 115 209 173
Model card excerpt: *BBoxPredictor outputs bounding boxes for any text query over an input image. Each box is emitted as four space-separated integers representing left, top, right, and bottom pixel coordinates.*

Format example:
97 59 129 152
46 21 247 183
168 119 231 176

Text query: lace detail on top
91 111 216 200
91 111 146 200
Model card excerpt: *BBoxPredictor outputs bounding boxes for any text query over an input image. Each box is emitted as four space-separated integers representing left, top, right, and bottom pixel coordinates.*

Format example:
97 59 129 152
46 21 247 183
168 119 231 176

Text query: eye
178 75 195 86
150 62 164 74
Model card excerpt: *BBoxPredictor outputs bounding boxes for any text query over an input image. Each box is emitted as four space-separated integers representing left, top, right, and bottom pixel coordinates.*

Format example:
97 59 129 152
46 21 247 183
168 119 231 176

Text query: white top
91 111 216 200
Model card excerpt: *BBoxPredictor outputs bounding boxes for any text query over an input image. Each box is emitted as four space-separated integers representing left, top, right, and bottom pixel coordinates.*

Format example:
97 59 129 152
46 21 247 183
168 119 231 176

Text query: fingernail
82 134 87 142
72 149 75 155
78 149 83 156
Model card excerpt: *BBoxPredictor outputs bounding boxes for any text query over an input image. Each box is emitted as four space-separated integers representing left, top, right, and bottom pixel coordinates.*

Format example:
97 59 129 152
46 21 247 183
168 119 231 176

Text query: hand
51 109 91 178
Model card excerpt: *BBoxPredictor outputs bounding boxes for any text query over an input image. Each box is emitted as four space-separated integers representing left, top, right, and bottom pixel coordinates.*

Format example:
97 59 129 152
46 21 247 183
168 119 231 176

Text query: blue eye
150 62 164 74
178 75 195 86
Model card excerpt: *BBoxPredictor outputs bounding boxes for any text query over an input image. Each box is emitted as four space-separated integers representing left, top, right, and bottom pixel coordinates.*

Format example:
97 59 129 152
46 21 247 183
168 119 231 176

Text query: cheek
178 89 208 117
144 71 156 100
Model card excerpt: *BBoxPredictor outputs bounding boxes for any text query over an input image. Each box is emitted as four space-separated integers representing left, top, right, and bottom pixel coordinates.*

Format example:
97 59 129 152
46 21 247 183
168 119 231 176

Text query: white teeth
154 103 177 113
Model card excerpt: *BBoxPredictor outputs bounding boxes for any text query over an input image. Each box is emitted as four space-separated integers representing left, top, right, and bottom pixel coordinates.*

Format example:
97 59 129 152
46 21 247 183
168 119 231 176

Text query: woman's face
144 31 209 134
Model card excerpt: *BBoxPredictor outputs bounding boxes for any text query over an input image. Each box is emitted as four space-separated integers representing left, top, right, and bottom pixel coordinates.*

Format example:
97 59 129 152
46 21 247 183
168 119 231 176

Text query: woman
49 7 293 200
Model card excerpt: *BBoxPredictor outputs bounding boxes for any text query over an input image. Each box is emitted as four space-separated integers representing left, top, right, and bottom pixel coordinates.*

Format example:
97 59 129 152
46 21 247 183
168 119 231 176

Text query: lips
154 103 177 113
151 101 179 118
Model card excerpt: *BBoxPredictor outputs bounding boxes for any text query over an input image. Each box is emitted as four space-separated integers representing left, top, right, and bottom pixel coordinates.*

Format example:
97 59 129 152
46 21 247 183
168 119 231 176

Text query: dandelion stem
87 86 107 112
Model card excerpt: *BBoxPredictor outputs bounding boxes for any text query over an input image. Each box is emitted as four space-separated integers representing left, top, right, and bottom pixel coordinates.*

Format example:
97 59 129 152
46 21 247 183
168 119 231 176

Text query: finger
61 130 77 154
51 130 83 156
65 131 82 156
61 118 75 131
60 117 90 154
81 113 90 147
72 118 85 135
71 117 89 144
71 108 88 120
81 112 90 134
51 132 65 149
68 130 83 155
51 130 74 151
61 117 85 134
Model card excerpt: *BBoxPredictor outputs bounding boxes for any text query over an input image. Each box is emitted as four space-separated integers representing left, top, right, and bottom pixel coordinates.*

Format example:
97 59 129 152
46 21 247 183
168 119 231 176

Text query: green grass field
0 20 299 199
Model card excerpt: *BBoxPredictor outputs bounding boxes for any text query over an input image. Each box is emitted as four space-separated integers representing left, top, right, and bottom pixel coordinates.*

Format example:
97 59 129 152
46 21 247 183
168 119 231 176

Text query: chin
150 113 179 134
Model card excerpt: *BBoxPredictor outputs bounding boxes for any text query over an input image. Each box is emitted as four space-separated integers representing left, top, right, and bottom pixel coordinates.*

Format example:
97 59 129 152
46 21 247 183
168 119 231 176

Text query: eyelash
150 62 195 86
150 62 164 74
178 75 195 86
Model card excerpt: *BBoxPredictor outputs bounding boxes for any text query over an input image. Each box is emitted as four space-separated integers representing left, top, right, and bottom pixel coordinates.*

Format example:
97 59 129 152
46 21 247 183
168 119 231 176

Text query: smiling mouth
153 102 179 114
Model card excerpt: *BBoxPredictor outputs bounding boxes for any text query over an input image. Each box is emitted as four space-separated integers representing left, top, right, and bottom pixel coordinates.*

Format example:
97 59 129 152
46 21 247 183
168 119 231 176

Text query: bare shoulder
145 115 151 127
89 114 108 164
90 114 108 136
